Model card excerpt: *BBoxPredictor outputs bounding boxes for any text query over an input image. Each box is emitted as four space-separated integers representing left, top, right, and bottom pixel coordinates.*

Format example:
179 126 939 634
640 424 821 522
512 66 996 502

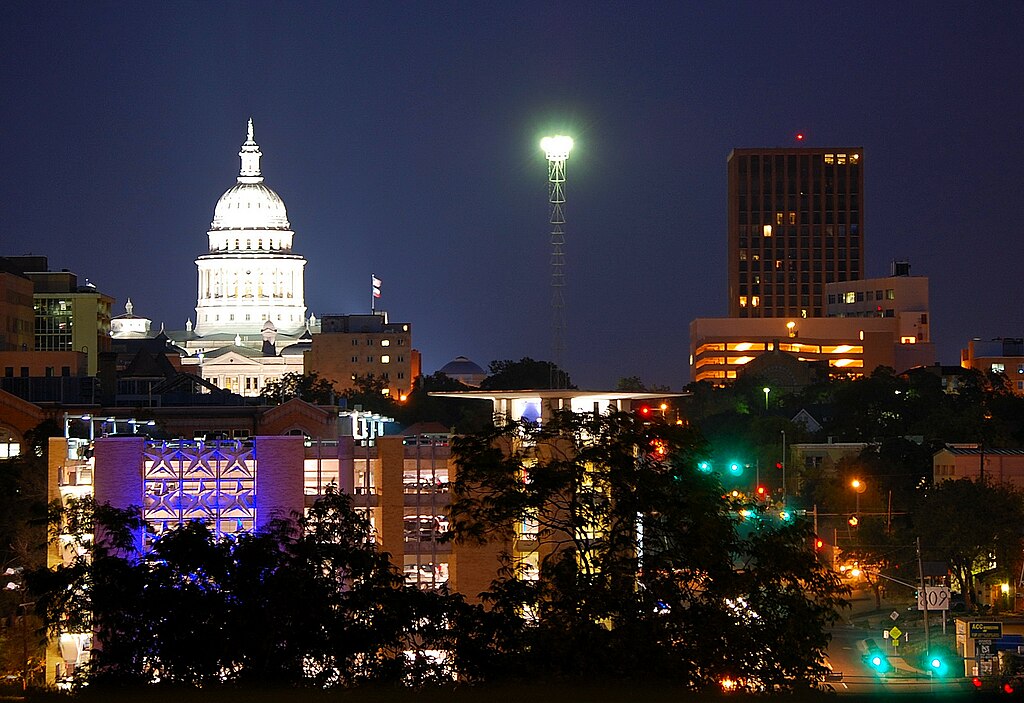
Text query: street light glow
541 135 573 161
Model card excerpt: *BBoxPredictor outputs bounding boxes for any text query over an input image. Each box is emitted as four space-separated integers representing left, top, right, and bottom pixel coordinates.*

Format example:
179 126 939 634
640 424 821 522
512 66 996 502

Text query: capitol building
164 120 320 395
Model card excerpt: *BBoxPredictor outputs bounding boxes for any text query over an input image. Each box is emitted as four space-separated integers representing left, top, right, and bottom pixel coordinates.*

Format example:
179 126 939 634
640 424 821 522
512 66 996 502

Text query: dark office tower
727 148 864 319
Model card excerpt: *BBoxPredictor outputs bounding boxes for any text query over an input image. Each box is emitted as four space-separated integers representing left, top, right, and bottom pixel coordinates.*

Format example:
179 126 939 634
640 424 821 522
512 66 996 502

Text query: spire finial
125 298 134 316
238 118 263 183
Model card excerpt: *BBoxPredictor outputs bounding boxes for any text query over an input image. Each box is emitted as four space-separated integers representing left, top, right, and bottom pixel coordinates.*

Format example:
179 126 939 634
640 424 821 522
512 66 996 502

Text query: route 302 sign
917 585 951 611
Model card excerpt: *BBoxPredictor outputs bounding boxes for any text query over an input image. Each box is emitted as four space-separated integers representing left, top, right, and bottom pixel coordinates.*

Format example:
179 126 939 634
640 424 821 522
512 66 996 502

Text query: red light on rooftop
796 132 805 141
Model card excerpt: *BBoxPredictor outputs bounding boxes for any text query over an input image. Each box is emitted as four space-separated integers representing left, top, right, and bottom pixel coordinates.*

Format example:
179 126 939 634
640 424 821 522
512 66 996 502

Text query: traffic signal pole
917 536 932 657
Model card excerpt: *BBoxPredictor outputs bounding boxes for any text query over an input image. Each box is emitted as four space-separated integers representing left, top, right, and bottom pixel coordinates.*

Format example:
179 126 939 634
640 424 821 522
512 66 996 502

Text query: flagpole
371 273 375 314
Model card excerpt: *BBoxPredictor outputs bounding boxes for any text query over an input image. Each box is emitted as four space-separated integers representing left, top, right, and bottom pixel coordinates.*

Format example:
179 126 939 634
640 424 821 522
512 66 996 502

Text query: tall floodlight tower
541 135 573 389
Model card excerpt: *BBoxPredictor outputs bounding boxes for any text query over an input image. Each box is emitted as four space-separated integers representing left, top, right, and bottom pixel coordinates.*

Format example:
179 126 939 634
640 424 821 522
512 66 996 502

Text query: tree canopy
259 371 337 405
449 409 847 689
479 358 575 391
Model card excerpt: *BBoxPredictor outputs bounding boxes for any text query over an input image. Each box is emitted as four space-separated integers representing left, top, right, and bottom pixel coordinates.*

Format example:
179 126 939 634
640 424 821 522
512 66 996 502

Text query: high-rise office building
727 148 864 319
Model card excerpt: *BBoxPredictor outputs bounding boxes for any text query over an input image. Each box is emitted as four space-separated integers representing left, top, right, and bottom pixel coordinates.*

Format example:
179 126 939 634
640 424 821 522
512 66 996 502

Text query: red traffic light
755 485 767 499
775 462 783 470
639 406 651 417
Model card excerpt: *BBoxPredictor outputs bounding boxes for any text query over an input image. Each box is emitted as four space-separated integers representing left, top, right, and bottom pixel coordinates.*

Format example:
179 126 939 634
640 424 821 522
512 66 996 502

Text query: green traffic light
728 461 743 476
928 655 947 675
697 460 712 473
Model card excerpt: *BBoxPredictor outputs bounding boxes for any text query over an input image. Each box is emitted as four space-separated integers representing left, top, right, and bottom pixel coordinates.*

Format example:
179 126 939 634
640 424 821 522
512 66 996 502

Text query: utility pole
916 537 931 656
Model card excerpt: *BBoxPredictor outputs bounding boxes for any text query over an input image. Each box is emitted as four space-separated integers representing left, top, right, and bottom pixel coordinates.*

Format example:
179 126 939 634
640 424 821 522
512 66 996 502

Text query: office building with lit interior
44 389 665 680
727 147 864 319
694 259 935 385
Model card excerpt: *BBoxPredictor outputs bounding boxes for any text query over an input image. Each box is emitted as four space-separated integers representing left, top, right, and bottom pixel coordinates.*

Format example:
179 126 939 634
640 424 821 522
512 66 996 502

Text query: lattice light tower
541 135 573 389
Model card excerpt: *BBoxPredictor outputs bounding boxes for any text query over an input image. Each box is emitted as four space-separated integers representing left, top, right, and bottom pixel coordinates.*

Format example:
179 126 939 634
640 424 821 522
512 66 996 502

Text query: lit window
739 296 748 307
750 296 760 307
763 225 773 237
789 212 796 225
776 213 784 225
900 336 917 344
844 292 856 304
886 289 895 300
381 339 390 347
992 363 1005 374
381 355 390 364
824 154 835 165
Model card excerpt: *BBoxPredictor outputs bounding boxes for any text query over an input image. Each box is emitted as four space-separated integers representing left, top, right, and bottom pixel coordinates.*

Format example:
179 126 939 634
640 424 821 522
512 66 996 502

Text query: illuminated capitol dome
193 119 308 337
168 120 318 397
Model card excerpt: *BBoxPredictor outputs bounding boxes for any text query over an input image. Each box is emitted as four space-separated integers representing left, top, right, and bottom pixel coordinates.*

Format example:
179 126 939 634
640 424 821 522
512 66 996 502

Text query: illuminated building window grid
143 441 257 540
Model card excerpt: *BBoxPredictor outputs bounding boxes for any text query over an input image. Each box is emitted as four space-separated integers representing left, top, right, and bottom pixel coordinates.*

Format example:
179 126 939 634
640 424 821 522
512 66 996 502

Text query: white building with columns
169 121 319 396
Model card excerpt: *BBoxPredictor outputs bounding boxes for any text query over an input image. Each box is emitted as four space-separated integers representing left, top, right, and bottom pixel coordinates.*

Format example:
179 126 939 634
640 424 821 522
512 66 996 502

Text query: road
826 587 970 696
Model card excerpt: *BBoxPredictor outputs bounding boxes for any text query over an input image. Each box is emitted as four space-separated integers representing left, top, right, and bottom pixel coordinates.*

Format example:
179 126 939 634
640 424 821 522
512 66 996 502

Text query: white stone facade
194 120 308 337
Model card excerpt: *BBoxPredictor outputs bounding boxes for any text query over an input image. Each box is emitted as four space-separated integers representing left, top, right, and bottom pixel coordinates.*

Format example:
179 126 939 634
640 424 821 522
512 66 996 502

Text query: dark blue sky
3 2 1022 389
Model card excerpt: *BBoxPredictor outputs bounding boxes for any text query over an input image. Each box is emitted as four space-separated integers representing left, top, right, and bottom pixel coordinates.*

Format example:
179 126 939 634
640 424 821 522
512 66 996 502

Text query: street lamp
762 386 770 410
851 477 867 514
780 429 786 498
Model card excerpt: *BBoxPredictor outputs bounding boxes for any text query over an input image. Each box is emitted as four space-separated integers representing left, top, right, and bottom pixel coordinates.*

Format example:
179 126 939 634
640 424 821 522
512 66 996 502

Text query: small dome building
438 356 486 387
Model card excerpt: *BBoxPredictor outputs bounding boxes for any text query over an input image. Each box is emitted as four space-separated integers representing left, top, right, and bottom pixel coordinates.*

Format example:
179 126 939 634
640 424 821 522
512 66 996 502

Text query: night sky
3 2 1022 389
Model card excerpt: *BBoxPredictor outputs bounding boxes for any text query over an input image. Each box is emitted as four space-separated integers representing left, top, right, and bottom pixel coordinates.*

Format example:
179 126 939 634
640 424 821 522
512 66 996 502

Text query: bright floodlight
541 135 574 161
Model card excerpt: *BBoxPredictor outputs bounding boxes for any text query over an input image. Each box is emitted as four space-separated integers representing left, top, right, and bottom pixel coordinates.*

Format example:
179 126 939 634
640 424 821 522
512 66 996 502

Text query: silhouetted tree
259 371 337 405
480 357 575 390
449 409 846 690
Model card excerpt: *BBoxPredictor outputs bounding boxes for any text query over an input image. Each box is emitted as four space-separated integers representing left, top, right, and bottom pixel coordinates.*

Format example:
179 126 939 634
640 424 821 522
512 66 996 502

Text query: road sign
969 622 1003 639
889 626 903 640
890 610 900 621
975 639 994 658
918 585 951 610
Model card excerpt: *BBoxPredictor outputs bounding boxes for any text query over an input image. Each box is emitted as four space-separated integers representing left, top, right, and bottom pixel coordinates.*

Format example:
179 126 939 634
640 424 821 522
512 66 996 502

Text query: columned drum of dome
194 120 308 337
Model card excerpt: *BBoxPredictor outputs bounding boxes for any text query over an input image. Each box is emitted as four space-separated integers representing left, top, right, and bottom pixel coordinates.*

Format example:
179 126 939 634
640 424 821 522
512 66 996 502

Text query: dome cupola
210 119 292 233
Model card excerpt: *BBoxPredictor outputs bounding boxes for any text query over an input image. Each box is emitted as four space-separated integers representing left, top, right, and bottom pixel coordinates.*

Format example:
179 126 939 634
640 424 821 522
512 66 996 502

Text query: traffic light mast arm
858 568 917 590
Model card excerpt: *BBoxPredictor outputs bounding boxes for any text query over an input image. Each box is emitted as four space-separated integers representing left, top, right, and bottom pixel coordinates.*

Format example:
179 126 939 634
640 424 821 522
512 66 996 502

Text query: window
20 367 28 377
739 296 748 308
886 289 895 300
398 372 405 379
992 363 1005 374
61 366 70 377
381 355 390 364
844 292 856 304
4 367 12 377
351 356 358 363
352 339 359 346
763 225 772 237
367 338 374 345
367 356 374 363
381 339 390 347
776 213 783 225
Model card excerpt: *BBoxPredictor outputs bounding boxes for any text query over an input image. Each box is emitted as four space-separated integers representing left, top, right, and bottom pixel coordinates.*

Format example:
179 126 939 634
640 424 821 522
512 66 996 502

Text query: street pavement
827 583 969 696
